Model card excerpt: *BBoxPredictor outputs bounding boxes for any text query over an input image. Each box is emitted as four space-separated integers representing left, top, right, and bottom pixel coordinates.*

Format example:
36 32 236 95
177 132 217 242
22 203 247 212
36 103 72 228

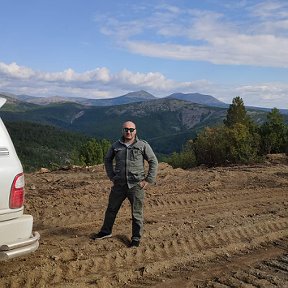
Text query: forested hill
1 92 288 172
5 121 92 172
2 96 288 156
0 98 229 155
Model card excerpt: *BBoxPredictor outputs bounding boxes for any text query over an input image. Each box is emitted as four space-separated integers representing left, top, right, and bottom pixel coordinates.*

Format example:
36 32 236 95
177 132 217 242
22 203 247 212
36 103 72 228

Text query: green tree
193 96 262 166
193 124 260 166
78 139 104 166
226 123 259 163
194 126 230 166
165 97 262 168
224 96 251 128
259 108 287 154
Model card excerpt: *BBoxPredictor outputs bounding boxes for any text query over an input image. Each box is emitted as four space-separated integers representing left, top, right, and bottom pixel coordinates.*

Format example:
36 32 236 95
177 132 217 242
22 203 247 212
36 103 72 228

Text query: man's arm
143 143 158 184
104 146 115 181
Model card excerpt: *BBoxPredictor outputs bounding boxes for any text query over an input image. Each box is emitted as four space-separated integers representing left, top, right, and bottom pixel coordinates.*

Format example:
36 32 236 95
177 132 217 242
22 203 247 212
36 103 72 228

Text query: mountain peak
121 90 156 100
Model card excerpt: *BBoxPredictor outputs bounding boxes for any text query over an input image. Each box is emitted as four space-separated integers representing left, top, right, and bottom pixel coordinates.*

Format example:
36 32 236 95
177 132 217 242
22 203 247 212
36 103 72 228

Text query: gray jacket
104 136 158 188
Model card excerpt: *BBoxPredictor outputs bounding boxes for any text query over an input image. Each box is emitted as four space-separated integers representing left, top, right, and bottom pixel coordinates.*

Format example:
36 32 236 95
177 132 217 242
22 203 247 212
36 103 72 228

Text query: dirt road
1 155 288 287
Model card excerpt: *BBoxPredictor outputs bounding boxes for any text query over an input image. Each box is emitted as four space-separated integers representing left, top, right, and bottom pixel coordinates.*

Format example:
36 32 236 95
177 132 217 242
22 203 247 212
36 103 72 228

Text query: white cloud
212 82 288 108
94 1 288 68
0 62 35 79
250 1 288 19
0 63 112 84
0 61 212 98
125 35 288 67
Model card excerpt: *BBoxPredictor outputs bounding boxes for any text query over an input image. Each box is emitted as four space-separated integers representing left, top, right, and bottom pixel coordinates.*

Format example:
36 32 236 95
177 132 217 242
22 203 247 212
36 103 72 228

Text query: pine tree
224 96 250 128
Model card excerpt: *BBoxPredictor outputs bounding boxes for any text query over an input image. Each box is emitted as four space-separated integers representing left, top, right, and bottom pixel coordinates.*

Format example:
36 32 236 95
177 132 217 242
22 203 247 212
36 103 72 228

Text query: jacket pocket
130 147 143 161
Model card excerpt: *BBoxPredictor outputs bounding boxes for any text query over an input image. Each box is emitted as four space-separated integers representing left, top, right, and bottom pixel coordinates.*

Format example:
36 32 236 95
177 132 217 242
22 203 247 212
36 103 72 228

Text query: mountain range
3 90 228 107
3 90 287 112
0 91 287 154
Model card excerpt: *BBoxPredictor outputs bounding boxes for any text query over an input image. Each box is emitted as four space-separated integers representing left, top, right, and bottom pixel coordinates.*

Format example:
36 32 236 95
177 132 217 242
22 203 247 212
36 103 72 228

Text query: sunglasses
123 127 136 133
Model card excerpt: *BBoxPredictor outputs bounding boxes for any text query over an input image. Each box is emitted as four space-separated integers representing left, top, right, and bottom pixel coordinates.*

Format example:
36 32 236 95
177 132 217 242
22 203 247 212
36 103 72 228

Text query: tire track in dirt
125 239 288 288
205 253 288 287
2 219 287 287
1 161 287 287
35 185 287 268
36 186 286 232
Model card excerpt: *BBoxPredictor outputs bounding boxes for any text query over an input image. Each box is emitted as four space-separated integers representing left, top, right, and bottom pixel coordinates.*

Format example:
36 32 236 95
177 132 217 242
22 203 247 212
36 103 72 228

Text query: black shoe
130 240 140 247
90 231 112 240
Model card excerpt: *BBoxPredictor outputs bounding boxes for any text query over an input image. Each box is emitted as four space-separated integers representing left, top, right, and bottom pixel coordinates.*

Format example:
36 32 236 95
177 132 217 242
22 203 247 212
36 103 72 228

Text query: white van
0 98 39 260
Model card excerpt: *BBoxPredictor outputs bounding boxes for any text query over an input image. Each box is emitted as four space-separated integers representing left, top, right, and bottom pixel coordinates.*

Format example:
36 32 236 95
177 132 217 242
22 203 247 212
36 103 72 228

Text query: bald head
122 121 137 143
122 121 136 129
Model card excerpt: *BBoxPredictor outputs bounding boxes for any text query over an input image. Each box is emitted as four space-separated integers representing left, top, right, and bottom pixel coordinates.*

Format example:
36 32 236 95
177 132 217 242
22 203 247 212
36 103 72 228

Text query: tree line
164 97 288 168
5 121 111 172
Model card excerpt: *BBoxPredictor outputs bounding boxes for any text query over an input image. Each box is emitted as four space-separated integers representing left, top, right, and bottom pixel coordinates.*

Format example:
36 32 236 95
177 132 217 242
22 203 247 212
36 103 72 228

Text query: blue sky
0 0 288 108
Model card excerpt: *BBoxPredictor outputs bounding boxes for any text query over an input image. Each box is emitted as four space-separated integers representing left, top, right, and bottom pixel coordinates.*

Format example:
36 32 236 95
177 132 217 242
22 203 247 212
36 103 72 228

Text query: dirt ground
1 154 288 288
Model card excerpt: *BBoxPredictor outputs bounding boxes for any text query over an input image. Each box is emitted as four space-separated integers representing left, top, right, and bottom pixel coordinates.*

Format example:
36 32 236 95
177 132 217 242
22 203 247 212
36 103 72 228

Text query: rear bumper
0 231 40 261
0 214 40 261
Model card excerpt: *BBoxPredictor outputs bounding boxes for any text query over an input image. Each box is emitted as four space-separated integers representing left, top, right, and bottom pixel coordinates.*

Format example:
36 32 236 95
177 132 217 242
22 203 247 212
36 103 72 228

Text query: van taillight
10 173 25 209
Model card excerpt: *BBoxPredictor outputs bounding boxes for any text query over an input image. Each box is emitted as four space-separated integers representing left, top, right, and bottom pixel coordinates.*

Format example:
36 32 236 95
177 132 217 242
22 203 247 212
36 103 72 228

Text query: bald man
91 121 158 247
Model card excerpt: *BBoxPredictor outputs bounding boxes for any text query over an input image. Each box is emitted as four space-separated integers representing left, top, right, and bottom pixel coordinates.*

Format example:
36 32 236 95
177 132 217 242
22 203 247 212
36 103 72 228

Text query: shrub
259 108 287 154
194 126 230 166
193 124 260 166
164 140 196 169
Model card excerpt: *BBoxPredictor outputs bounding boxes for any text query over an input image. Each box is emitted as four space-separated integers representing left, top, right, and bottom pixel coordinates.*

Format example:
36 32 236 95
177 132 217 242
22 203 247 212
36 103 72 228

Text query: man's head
122 121 136 143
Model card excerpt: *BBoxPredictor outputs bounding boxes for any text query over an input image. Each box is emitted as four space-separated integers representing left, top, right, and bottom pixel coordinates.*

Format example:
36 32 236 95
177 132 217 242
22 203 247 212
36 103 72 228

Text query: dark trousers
100 183 145 241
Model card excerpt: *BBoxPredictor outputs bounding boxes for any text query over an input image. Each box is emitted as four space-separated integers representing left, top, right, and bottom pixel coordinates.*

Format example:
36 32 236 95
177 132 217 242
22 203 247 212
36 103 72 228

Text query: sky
0 0 288 109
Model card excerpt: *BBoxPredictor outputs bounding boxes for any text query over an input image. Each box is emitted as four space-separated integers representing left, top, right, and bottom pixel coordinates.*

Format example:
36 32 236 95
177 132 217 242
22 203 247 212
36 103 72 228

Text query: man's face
122 123 136 141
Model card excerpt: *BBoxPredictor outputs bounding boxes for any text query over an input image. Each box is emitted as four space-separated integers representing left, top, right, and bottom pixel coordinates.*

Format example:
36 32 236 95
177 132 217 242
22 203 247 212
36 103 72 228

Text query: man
91 121 158 247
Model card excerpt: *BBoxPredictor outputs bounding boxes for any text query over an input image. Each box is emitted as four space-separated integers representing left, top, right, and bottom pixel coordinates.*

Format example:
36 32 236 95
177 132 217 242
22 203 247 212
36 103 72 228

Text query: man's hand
139 180 148 189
